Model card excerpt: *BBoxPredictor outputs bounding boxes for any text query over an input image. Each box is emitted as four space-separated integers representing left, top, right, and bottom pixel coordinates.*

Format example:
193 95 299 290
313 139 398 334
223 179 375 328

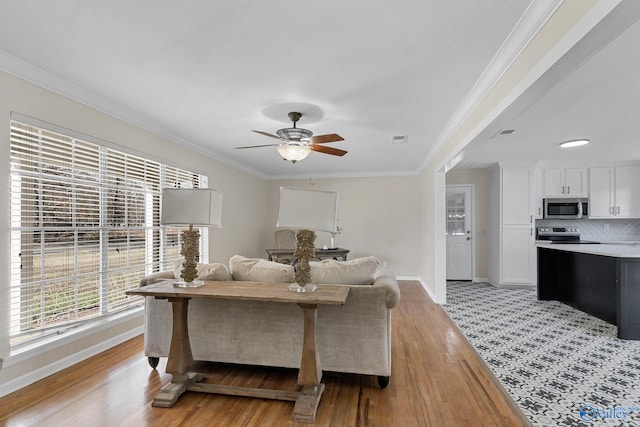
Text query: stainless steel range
536 226 600 244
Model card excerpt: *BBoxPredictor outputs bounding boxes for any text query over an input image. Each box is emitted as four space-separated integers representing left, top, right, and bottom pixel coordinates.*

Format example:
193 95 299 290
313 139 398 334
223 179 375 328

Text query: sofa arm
138 271 175 287
372 268 401 308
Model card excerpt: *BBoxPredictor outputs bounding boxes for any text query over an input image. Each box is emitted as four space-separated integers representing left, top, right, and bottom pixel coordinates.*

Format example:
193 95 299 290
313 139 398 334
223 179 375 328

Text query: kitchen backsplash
535 218 640 242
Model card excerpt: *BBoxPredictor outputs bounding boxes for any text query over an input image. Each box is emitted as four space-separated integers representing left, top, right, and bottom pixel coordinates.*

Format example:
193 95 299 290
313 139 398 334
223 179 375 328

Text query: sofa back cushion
229 255 295 283
172 259 232 281
310 256 379 285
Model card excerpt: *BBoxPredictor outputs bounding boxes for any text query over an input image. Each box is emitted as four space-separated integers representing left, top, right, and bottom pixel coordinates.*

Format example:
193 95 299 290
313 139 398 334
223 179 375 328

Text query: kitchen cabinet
502 167 534 225
488 165 535 287
502 225 535 284
589 166 640 218
534 168 544 219
538 245 640 340
543 168 587 197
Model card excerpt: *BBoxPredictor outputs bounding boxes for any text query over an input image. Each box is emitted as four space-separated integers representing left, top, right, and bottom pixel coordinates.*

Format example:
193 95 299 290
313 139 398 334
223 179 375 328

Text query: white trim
489 282 536 290
434 171 447 304
473 277 489 283
0 51 267 180
397 276 442 305
267 170 422 181
420 0 564 171
0 311 143 398
2 308 143 368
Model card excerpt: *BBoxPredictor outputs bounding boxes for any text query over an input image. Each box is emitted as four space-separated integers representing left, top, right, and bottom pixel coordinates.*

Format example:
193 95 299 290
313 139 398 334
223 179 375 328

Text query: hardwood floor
0 282 531 426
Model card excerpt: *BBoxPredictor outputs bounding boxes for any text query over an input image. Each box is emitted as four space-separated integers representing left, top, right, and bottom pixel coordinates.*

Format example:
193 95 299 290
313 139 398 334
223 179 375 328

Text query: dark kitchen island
537 242 640 340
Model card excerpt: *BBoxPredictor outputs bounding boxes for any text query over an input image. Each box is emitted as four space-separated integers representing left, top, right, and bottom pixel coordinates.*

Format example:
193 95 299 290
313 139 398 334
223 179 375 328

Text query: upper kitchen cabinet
543 168 588 197
589 166 640 218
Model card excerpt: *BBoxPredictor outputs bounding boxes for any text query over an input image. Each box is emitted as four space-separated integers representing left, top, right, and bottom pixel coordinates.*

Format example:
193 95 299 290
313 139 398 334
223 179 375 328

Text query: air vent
392 135 408 144
491 129 516 139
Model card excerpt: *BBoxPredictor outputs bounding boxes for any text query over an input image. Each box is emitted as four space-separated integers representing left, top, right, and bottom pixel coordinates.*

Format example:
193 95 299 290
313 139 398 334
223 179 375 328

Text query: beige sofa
139 255 401 388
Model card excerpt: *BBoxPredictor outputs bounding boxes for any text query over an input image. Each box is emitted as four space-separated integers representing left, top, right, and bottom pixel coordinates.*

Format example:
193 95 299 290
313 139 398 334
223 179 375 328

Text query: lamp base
173 280 204 288
288 283 317 293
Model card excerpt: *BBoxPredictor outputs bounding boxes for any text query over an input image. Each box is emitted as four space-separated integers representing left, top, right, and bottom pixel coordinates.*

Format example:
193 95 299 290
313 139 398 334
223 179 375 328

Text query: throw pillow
309 256 379 285
172 259 232 281
229 255 295 283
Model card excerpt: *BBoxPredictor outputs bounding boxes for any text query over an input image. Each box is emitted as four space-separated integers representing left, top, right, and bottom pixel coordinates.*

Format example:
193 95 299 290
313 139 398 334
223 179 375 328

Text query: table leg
294 303 324 423
152 297 202 408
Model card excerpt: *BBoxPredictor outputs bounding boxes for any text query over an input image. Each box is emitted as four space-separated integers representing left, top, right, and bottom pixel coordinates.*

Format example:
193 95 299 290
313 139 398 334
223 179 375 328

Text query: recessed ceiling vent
392 135 408 144
491 129 516 139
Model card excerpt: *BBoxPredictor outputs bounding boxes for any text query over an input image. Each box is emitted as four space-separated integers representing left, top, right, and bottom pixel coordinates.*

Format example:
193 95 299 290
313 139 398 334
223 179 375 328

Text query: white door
446 186 472 280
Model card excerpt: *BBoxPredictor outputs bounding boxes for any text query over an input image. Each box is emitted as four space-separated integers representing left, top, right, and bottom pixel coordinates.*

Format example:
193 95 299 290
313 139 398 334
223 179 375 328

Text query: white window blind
9 119 207 348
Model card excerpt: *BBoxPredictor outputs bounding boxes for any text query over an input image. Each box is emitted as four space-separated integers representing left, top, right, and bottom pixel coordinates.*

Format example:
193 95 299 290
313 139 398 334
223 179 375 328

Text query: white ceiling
458 3 640 169
0 0 532 178
3 2 636 178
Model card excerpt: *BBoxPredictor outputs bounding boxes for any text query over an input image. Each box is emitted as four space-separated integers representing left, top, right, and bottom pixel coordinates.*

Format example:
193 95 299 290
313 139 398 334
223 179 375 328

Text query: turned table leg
152 297 202 407
294 303 324 423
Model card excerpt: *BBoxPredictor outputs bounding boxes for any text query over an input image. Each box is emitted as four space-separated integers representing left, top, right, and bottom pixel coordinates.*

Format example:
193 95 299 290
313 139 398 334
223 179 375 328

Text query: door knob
466 237 472 241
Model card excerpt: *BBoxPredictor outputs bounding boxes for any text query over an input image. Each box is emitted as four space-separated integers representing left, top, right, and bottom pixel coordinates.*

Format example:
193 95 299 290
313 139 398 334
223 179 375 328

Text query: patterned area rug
444 281 640 427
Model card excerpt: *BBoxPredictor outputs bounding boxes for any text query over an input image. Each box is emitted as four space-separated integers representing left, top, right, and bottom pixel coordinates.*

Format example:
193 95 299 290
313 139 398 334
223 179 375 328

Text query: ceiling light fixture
560 139 589 148
277 143 311 163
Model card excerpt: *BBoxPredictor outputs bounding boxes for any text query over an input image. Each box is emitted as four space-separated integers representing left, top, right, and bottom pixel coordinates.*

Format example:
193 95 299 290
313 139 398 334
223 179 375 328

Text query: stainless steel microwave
543 198 588 219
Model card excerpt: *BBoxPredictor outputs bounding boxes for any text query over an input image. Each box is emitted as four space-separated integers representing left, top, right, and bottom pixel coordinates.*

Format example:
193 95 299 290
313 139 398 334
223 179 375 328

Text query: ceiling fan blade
308 133 344 144
235 143 279 149
311 144 348 156
252 130 283 140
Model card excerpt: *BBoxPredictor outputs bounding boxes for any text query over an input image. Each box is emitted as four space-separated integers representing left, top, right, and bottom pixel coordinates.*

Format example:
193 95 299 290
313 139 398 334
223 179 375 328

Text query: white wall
266 176 425 276
0 69 270 393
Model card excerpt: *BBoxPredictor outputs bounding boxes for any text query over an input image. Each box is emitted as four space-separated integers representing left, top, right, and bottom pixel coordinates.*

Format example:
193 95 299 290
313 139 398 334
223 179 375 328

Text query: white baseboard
487 280 536 290
0 326 143 398
473 277 489 283
397 276 442 304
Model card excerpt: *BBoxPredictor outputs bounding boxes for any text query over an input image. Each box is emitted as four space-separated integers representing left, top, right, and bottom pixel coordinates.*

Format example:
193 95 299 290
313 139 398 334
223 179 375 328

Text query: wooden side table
266 248 350 264
127 280 349 423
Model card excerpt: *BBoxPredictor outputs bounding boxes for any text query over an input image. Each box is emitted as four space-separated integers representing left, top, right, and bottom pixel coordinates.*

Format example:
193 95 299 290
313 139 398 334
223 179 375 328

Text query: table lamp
161 188 223 287
276 187 339 292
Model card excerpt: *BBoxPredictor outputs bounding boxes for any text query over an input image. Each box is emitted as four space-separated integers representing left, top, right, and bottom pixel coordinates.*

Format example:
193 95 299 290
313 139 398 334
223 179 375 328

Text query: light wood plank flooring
0 281 531 426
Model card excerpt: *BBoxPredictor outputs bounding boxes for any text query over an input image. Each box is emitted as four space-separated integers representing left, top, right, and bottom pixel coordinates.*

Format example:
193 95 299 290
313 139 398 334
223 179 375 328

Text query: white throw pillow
229 255 295 283
309 256 379 285
172 259 232 281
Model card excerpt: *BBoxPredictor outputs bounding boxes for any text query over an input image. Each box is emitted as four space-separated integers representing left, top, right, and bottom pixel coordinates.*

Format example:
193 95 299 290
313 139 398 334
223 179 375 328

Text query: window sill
1 307 144 369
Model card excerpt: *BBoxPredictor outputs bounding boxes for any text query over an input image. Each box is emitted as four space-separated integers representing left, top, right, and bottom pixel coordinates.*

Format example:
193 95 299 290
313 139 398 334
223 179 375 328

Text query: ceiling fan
236 112 347 163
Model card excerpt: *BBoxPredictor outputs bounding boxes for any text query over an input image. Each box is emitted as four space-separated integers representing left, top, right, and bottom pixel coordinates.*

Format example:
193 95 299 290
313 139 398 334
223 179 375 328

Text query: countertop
536 241 640 258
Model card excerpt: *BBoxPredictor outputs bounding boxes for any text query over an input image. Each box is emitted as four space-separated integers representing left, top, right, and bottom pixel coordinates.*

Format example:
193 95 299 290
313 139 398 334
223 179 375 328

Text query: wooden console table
127 280 349 423
266 248 350 264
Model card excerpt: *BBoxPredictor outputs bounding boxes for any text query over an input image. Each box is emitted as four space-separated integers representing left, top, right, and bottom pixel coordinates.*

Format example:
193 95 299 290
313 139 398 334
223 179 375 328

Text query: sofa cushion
310 256 379 285
229 255 295 283
172 259 232 281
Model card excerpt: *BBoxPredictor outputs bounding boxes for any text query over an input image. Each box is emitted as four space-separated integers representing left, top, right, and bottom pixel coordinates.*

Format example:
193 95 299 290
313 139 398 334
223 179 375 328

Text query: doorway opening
446 185 474 281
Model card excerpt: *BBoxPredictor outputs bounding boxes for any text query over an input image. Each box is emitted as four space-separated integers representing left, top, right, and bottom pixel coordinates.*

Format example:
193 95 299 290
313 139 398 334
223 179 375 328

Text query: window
9 117 207 349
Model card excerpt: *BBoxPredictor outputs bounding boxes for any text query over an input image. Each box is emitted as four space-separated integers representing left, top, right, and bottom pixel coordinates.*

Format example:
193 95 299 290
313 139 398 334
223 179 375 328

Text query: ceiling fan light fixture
277 144 311 163
276 127 313 141
560 139 589 148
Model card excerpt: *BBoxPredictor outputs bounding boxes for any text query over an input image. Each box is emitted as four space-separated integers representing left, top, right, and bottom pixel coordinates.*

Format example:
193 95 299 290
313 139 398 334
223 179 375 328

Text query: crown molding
0 49 270 180
420 0 564 171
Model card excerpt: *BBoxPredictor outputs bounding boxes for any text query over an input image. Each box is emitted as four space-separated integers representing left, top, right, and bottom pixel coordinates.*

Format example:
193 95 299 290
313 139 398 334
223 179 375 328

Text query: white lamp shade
276 187 338 233
161 188 223 227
